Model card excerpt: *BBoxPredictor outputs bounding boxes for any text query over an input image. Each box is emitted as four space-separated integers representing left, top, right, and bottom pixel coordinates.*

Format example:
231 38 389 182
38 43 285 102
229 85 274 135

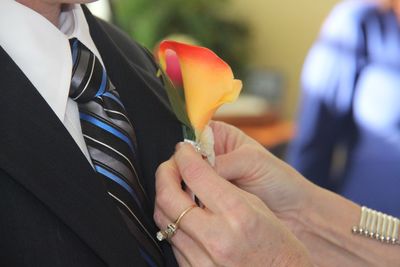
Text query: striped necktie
69 38 163 267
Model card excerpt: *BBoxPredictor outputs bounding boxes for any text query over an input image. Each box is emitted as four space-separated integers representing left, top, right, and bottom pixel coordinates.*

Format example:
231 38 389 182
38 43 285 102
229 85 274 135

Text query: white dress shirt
0 2 104 163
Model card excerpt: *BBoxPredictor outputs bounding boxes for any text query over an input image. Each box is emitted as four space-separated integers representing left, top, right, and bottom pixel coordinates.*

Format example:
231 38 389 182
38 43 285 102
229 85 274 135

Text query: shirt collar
0 2 103 122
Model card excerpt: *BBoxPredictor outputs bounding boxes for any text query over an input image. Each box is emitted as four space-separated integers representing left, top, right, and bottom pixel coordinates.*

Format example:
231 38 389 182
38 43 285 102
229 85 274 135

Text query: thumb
214 145 270 182
210 121 255 156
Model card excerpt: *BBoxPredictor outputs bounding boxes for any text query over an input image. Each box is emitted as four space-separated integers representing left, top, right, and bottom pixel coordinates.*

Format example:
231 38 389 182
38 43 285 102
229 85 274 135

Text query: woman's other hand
154 143 311 267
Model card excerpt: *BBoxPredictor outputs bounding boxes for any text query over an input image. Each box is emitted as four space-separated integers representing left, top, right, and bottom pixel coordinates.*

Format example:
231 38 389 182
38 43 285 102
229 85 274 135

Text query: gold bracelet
352 206 400 245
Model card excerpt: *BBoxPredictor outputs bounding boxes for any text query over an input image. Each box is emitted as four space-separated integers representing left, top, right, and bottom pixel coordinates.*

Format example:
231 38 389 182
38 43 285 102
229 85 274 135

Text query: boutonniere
157 40 242 164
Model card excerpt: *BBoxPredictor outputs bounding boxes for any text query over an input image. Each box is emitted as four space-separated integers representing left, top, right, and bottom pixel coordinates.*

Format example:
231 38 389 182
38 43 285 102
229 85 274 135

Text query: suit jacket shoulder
96 18 160 75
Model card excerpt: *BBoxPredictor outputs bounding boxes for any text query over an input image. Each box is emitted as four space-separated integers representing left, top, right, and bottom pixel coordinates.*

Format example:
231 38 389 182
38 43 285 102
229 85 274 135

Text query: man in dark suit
0 1 181 266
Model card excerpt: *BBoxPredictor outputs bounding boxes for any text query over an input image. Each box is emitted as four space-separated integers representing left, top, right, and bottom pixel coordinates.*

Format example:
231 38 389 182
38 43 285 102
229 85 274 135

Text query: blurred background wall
226 0 340 118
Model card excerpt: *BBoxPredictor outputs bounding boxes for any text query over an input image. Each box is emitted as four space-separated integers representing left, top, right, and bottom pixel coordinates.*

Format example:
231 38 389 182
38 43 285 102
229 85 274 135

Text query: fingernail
183 140 200 152
175 141 186 151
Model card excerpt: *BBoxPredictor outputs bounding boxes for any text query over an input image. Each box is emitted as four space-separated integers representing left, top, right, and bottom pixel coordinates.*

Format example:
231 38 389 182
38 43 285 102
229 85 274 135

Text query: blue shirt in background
287 0 400 216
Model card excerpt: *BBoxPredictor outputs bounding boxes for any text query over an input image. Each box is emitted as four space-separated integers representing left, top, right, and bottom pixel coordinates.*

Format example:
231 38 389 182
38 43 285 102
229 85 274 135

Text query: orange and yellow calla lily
158 40 242 135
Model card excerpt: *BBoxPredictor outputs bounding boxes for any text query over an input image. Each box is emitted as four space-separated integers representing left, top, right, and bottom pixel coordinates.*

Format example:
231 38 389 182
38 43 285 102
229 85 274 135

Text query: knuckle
181 160 206 181
226 199 259 235
153 209 163 226
208 236 236 265
155 166 166 189
248 193 265 207
248 144 265 160
155 161 170 180
155 185 171 208
155 161 178 194
242 143 265 158
223 194 246 214
230 209 250 233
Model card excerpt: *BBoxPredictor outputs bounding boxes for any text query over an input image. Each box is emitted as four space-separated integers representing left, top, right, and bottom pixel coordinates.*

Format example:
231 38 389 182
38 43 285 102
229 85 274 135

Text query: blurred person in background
287 0 400 216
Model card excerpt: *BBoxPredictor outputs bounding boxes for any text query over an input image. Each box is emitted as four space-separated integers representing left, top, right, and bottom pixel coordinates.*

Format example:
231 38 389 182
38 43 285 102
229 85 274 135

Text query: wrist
278 180 321 239
289 184 400 266
295 185 360 247
283 184 361 266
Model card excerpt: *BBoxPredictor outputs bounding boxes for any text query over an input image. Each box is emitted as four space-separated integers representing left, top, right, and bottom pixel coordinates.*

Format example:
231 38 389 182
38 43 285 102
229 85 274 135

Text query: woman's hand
154 142 311 267
211 121 316 225
210 122 400 267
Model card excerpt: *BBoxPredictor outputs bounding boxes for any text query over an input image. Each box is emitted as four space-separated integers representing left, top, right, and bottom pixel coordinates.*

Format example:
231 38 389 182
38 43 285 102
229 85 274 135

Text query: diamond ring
156 205 197 242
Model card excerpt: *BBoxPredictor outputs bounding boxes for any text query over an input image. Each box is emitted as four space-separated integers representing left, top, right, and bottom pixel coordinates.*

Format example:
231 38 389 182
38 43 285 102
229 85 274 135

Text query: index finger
174 142 243 213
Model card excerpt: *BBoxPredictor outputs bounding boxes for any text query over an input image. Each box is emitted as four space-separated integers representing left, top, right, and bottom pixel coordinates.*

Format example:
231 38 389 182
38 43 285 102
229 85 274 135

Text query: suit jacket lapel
0 48 145 267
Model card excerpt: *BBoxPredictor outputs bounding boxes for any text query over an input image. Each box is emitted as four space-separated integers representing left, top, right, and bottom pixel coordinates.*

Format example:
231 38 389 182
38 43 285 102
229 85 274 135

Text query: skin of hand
153 138 312 267
211 121 317 229
187 122 400 267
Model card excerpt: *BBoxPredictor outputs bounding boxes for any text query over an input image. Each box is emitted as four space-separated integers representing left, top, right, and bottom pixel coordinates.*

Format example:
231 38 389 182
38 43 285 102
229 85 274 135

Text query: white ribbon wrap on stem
198 124 215 166
184 124 215 166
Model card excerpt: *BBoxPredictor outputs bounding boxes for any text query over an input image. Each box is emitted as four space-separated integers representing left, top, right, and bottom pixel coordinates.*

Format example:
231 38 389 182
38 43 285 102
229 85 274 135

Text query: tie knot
69 38 109 103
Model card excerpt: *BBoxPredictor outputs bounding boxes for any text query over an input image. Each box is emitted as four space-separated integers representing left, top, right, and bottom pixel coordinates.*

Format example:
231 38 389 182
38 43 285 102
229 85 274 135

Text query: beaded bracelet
352 206 400 245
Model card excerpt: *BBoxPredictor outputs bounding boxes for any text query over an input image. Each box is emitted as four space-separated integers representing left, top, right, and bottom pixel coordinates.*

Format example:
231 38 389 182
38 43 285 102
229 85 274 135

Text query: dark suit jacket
0 6 181 267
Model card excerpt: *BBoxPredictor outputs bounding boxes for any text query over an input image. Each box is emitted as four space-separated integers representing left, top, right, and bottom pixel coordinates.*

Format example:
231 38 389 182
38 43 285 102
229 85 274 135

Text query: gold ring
156 204 197 242
175 205 197 227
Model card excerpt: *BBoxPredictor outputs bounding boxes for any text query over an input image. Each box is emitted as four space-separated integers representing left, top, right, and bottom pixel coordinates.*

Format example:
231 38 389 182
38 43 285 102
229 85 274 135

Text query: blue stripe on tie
80 113 134 152
103 92 125 108
95 165 143 210
139 248 158 267
95 68 107 97
72 39 79 65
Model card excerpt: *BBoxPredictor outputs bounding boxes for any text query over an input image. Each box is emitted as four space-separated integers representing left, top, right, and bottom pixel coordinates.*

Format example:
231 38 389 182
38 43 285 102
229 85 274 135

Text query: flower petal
159 41 242 134
165 49 183 88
